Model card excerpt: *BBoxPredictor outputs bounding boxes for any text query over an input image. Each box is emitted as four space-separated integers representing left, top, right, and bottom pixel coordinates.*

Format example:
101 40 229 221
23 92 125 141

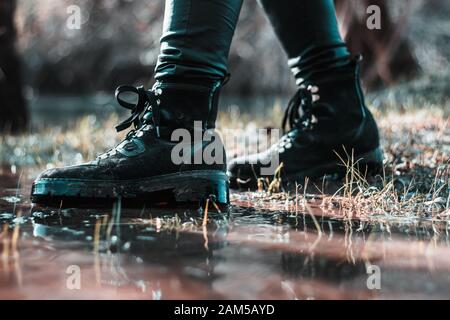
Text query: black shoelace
96 85 162 160
115 84 161 138
281 85 319 134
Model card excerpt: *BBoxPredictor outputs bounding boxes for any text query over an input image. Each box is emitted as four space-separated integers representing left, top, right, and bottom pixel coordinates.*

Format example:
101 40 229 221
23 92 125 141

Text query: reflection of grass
0 104 449 220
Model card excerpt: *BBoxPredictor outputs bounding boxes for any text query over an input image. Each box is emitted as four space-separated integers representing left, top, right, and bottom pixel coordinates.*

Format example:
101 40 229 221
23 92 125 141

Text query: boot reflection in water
31 0 382 206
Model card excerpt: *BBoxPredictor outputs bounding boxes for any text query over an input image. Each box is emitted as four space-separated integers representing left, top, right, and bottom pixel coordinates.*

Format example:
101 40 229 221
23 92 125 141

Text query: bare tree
0 0 28 133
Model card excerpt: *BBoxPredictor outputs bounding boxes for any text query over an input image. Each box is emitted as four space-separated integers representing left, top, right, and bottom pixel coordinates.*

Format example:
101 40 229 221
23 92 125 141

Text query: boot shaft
153 79 223 132
287 56 380 152
309 56 367 123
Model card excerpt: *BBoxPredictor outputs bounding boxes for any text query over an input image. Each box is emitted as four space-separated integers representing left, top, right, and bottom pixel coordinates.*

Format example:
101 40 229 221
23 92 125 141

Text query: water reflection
1 170 450 299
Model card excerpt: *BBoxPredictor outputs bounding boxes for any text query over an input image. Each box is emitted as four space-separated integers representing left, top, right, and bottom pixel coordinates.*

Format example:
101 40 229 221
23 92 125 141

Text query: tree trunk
335 0 420 89
0 0 28 133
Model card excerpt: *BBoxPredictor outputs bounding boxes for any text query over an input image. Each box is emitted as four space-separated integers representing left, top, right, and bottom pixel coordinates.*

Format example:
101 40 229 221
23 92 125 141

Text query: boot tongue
282 85 317 133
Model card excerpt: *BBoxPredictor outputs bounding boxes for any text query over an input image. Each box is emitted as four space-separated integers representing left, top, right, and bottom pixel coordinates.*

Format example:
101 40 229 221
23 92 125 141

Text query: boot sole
230 147 383 189
31 170 229 206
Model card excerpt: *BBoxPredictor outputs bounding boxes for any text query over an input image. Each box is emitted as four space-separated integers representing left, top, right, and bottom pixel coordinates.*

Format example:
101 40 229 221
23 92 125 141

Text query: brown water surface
1 166 450 299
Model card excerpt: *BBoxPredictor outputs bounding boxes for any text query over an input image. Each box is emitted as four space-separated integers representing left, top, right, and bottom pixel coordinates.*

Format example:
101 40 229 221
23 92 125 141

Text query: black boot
31 80 229 206
228 57 383 189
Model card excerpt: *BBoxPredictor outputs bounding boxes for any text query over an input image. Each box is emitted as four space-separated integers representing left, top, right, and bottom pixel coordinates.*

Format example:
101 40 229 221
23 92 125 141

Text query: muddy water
1 166 450 300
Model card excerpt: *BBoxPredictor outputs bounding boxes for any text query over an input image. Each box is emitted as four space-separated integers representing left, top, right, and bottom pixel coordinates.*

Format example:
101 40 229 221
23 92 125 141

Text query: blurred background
2 1 450 301
1 0 449 133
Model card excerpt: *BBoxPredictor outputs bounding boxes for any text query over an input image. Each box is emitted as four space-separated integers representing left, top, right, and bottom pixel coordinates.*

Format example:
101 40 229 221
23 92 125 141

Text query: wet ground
2 166 450 300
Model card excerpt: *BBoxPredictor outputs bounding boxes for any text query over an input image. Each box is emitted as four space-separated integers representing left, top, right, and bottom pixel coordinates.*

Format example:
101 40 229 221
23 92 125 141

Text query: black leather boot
228 56 383 189
31 80 229 206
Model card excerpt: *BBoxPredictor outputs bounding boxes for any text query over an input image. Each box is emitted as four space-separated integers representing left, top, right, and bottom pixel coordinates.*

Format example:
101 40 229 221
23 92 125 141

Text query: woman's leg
228 0 382 189
155 0 243 82
258 0 350 84
32 0 244 206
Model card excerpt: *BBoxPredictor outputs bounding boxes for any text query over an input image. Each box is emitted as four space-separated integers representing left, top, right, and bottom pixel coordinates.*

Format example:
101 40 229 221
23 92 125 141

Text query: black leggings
154 0 350 84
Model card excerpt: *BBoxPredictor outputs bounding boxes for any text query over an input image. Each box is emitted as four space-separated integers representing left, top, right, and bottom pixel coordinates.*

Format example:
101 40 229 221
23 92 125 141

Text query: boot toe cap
36 163 100 181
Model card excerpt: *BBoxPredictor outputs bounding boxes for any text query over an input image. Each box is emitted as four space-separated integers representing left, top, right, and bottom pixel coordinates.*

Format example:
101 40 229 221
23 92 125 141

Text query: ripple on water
1 196 21 203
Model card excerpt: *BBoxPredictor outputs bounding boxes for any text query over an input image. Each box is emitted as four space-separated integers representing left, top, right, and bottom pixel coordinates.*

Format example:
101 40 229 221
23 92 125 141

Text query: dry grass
230 106 450 221
0 102 449 222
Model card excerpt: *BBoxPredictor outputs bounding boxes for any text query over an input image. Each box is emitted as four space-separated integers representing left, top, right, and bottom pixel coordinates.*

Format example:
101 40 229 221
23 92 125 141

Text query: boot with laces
228 56 383 189
31 80 229 206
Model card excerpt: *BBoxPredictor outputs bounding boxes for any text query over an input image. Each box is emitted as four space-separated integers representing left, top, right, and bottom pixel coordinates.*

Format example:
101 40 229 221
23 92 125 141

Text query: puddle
1 167 450 299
